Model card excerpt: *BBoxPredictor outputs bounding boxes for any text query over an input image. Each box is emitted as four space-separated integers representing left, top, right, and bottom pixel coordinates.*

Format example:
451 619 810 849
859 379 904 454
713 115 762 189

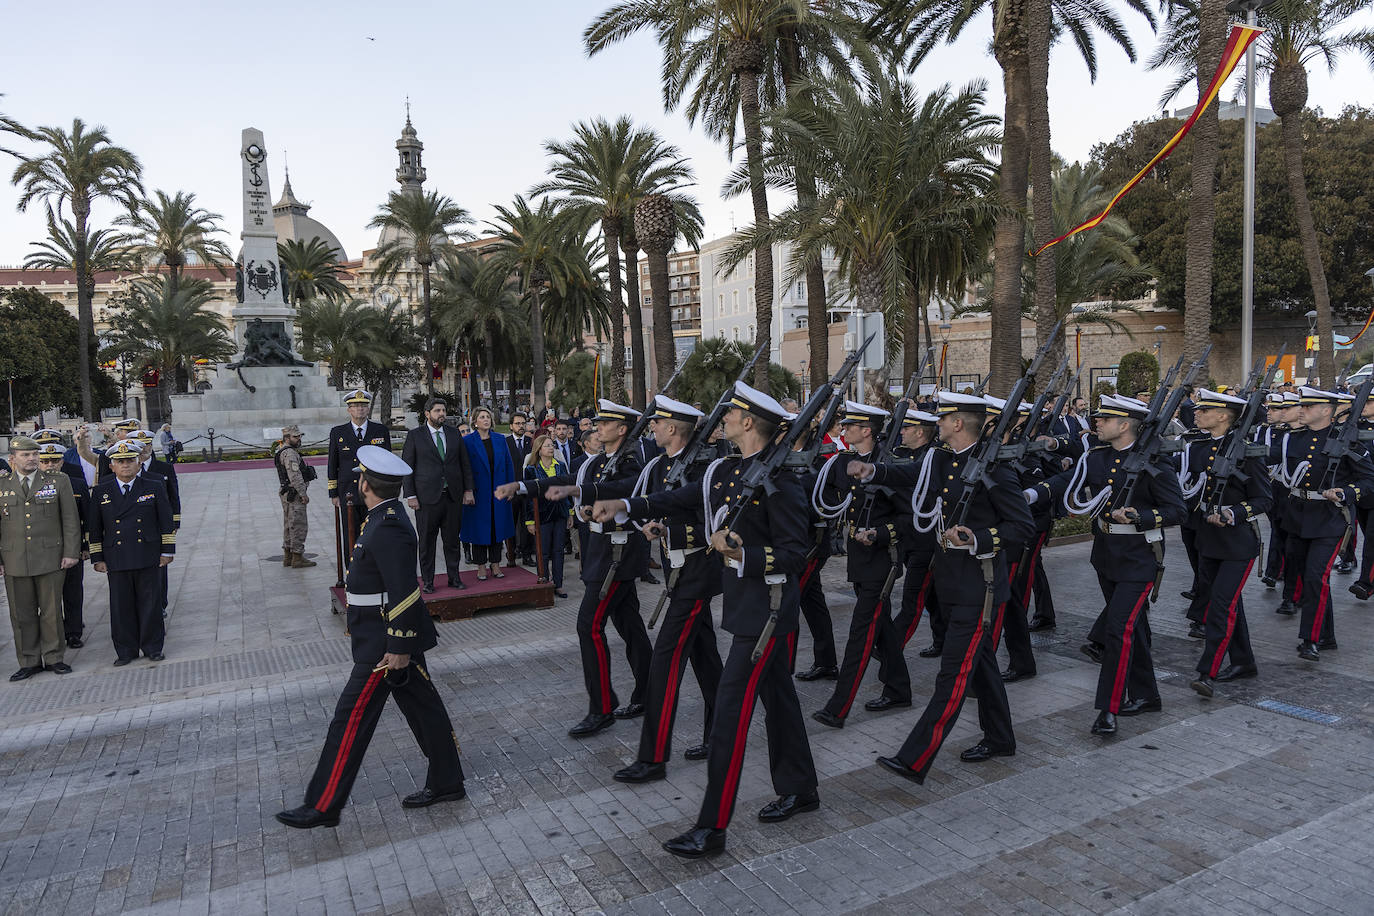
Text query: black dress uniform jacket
540 447 649 583
1185 437 1273 560
88 477 175 570
1275 427 1374 538
344 499 438 664
821 449 906 584
327 420 393 503
140 457 181 530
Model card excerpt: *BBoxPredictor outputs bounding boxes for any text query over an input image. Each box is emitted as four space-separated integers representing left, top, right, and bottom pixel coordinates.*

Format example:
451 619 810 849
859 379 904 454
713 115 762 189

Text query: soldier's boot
282 550 292 567
291 550 317 568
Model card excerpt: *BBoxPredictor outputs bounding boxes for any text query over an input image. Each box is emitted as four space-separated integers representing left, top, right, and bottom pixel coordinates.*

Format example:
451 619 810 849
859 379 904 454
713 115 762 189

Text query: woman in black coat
523 434 573 597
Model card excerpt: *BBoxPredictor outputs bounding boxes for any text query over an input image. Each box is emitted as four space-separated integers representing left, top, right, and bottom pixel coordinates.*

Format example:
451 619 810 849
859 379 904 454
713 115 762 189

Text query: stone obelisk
231 128 294 349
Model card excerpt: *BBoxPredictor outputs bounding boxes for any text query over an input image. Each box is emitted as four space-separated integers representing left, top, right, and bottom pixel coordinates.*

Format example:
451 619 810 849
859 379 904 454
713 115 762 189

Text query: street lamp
937 322 952 390
1070 306 1087 397
1226 0 1278 378
1306 309 1319 384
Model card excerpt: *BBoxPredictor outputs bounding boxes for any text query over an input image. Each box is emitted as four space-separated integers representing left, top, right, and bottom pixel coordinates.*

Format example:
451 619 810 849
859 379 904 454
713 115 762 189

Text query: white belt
1099 522 1164 542
346 591 386 606
1294 489 1329 501
668 547 704 568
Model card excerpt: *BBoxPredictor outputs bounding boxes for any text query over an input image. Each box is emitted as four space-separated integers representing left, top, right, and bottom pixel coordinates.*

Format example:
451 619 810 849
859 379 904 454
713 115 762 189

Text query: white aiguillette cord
811 451 852 519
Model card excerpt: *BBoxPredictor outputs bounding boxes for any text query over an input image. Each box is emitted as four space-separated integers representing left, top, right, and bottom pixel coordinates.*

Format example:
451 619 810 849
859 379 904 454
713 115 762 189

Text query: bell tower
395 99 426 192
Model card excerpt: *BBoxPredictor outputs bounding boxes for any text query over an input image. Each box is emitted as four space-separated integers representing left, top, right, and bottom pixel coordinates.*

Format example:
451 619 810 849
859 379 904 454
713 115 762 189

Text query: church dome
272 173 348 261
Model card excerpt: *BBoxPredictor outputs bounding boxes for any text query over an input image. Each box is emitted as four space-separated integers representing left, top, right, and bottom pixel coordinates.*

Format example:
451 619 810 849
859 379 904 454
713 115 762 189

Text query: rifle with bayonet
1311 373 1374 557
1202 346 1286 520
1026 362 1083 456
716 333 875 660
659 341 767 490
946 317 1065 625
997 357 1067 466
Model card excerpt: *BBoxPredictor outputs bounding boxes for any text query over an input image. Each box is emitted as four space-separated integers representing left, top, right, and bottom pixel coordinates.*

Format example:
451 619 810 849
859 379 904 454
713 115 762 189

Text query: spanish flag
1031 23 1265 258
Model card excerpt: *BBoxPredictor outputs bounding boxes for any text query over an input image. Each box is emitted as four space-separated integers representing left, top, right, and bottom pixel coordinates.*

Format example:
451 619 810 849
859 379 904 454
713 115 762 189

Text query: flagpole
1229 0 1274 378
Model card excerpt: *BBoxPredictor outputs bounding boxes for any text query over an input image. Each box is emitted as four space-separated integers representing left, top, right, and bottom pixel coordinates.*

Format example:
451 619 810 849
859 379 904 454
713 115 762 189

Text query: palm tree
874 0 1150 392
434 248 527 408
533 117 695 406
24 206 139 300
723 73 1001 384
367 189 474 396
619 223 649 405
356 302 423 424
102 277 235 418
4 117 142 418
116 189 232 295
586 1 862 393
482 196 606 414
278 237 351 306
297 298 395 388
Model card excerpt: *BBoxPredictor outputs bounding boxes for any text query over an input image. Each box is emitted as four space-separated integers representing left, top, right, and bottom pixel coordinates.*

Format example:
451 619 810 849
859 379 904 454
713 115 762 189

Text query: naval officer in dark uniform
327 389 394 567
595 382 819 859
277 446 466 829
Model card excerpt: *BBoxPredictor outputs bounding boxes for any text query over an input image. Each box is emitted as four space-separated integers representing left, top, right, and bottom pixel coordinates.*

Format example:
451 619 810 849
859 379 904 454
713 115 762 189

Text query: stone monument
168 129 349 449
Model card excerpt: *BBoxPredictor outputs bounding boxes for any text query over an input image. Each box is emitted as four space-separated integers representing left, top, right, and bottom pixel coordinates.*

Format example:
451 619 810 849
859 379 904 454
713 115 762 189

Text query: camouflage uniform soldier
275 425 316 568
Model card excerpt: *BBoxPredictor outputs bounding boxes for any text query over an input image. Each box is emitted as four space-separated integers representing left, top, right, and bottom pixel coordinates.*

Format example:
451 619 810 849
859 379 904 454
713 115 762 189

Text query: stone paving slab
2 464 1374 914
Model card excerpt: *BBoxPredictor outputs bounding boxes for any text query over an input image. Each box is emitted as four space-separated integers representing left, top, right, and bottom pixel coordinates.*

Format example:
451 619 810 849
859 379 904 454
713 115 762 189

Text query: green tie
435 429 446 460
22 477 31 500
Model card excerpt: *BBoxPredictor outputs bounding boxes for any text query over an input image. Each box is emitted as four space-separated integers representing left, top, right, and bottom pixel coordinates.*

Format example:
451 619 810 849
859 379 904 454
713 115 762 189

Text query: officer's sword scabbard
649 568 679 628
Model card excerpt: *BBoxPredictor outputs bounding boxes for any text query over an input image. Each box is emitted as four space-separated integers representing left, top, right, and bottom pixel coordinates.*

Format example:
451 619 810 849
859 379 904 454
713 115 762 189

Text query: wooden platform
329 567 556 621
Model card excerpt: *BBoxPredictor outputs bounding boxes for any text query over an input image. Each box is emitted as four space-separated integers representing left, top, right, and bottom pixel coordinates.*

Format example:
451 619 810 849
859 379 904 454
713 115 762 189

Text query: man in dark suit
403 396 476 592
552 417 576 468
506 412 534 564
88 439 176 665
327 389 393 567
130 429 181 613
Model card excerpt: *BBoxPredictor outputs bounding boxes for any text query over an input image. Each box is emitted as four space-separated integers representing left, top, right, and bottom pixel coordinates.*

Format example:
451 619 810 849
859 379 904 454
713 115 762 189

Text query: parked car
1346 363 1372 388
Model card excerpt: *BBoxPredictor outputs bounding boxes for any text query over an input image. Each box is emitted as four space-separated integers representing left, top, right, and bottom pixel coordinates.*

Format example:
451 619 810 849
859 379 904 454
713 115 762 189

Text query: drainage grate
1254 698 1342 726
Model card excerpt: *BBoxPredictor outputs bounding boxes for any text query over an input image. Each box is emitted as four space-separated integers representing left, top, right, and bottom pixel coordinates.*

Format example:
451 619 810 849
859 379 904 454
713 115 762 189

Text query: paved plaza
2 462 1374 915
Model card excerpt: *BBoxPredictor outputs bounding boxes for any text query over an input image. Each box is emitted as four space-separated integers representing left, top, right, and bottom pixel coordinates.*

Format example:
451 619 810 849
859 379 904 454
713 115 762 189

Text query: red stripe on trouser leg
315 668 385 812
1312 542 1343 641
591 581 618 713
654 600 703 760
800 558 818 587
837 600 883 718
909 621 983 774
1208 559 1255 678
1108 585 1153 714
1021 534 1046 608
716 639 774 828
990 564 1017 652
1293 574 1303 602
904 572 932 646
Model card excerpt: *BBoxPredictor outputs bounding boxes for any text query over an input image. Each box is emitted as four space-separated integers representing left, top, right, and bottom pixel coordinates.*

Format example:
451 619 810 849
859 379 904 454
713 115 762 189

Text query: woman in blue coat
460 406 516 580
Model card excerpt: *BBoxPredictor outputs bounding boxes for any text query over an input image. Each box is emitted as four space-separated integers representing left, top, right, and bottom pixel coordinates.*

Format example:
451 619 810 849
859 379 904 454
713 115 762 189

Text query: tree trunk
858 263 884 401
991 12 1031 398
1271 66 1335 386
903 274 921 380
1183 0 1227 377
330 361 344 389
484 326 498 408
645 245 676 383
1027 0 1062 369
602 219 627 402
529 283 548 414
622 239 648 408
420 264 436 396
73 198 95 420
468 349 481 412
735 48 774 394
379 375 394 425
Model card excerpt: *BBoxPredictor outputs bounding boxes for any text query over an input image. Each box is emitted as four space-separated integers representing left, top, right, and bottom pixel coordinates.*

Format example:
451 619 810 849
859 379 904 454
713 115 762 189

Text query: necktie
22 477 31 500
435 429 446 460
122 484 130 497
356 426 364 442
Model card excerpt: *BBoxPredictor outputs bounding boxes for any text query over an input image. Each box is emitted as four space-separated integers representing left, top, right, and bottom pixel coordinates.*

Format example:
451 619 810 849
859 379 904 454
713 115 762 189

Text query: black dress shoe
45 662 73 675
555 590 568 598
1187 624 1206 639
147 653 165 662
1027 617 1055 632
663 827 726 859
613 761 666 783
1000 667 1036 683
402 785 467 808
863 695 912 712
959 741 1015 762
1091 711 1117 736
275 805 341 829
451 578 466 590
641 573 660 585
1349 582 1371 600
683 744 709 761
917 643 943 658
568 713 615 737
1260 575 1277 589
614 702 646 719
1215 664 1258 682
422 583 436 594
9 666 41 682
66 636 84 649
1317 638 1338 651
1276 599 1297 616
1297 641 1319 661
811 709 845 729
112 658 134 667
876 755 925 785
795 664 839 681
1190 676 1214 698
1118 697 1162 716
1181 589 1198 601
758 792 819 822
1080 642 1103 664
1335 560 1356 574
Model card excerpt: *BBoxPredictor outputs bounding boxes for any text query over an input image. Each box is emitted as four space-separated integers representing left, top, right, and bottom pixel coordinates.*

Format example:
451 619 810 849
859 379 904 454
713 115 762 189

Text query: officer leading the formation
277 445 466 830
328 389 393 567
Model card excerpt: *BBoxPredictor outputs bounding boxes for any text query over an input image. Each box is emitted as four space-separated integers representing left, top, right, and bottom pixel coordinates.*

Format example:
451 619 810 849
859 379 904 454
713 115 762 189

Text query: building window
732 327 739 341
732 290 739 314
796 317 808 329
643 294 652 306
718 294 724 316
747 324 754 339
796 279 806 300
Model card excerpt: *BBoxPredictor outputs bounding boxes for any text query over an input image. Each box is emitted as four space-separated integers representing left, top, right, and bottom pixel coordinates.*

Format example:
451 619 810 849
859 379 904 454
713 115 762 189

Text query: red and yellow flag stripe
1030 24 1265 258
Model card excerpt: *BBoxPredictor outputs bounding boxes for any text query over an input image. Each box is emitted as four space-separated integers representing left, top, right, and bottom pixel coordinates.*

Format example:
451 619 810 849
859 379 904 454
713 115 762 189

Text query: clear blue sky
2 0 1371 264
